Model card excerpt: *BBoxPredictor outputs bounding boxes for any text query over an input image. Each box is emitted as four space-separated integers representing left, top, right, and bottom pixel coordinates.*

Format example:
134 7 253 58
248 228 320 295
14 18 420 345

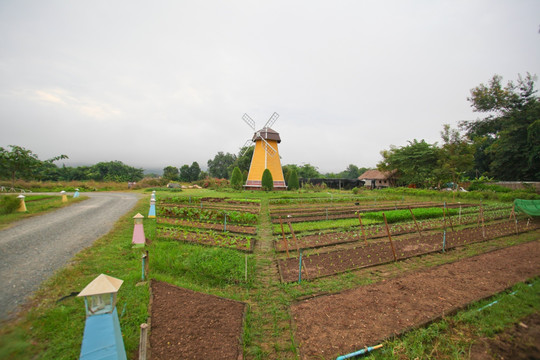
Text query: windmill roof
253 128 281 143
78 274 123 297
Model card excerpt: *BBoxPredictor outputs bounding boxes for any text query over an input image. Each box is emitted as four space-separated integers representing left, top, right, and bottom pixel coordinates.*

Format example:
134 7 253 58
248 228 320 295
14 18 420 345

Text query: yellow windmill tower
242 112 287 190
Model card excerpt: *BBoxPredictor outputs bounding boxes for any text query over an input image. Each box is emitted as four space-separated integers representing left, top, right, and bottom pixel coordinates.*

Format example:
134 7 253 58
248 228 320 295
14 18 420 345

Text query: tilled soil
278 221 538 282
291 240 540 360
149 280 246 360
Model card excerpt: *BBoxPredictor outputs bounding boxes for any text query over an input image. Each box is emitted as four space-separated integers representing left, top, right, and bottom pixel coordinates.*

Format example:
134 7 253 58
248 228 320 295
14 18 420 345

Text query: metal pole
298 249 303 284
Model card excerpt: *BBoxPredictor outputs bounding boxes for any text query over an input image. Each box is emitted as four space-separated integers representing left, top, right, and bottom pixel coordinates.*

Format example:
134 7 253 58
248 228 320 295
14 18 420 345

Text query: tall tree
437 124 475 187
0 145 68 187
188 162 201 181
163 166 179 181
179 164 191 182
378 139 439 187
207 152 236 179
261 168 274 191
460 73 540 180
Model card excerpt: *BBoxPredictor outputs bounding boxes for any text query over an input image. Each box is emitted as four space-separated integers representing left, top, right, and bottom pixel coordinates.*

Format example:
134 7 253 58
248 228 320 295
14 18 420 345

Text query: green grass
0 194 87 230
0 196 150 360
0 187 537 360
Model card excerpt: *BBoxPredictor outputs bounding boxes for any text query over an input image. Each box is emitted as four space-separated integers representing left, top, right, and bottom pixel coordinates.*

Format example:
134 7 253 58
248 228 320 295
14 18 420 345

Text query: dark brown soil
291 240 540 360
278 221 538 282
470 312 540 360
149 280 246 360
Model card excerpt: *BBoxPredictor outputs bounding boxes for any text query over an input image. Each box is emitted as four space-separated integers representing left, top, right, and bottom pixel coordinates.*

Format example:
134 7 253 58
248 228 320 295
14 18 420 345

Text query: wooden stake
279 216 289 258
480 204 486 238
139 323 148 360
288 219 309 277
408 206 422 237
358 213 368 245
383 213 397 261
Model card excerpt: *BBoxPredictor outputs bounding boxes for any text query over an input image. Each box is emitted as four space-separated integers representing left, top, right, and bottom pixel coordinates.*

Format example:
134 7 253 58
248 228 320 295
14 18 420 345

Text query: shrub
287 169 299 190
230 167 243 190
0 195 21 215
261 169 274 191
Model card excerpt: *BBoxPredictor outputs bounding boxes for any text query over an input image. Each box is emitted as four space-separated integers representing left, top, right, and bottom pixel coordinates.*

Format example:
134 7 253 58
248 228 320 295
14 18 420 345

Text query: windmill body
242 113 287 190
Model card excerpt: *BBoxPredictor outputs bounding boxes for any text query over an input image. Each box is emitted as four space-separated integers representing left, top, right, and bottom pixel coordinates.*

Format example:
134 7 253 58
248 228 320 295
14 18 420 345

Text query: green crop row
158 206 258 225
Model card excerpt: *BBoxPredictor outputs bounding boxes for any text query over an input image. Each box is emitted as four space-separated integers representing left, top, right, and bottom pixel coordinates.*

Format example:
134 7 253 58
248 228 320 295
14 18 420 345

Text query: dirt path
291 239 540 360
0 192 140 321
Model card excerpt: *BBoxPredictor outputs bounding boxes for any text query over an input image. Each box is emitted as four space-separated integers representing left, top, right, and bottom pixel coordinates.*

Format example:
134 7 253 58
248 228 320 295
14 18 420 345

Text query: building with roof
358 169 397 189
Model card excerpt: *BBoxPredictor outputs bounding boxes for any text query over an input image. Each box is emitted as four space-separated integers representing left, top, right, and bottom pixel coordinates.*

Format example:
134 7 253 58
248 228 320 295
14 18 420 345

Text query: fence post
298 249 303 284
279 216 289 258
383 213 397 261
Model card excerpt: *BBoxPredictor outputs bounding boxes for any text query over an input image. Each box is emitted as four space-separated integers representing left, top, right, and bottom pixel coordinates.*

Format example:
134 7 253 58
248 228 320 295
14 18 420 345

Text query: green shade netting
514 199 540 216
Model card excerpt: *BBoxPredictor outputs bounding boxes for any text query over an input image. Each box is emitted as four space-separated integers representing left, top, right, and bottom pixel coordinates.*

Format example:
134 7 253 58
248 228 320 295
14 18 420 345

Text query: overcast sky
1 1 539 174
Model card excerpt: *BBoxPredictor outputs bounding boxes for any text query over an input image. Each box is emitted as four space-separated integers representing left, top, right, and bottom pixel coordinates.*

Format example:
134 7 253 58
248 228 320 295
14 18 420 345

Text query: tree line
378 73 539 187
2 74 537 188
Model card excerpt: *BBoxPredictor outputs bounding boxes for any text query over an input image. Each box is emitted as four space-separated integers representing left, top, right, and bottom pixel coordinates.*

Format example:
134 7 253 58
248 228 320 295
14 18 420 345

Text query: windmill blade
260 137 277 157
242 113 256 130
240 139 254 156
263 112 279 129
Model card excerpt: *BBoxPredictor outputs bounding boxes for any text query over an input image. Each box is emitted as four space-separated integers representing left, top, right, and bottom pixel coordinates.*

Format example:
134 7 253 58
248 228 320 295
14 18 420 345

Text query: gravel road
0 192 141 321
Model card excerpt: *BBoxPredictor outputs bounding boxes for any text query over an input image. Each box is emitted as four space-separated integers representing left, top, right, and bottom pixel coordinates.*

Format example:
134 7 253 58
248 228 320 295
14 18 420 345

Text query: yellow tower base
245 130 286 190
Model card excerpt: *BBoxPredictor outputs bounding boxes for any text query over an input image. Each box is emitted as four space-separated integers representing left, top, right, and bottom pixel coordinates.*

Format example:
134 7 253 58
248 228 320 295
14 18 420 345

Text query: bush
0 195 21 215
261 169 274 191
287 169 299 190
230 167 243 190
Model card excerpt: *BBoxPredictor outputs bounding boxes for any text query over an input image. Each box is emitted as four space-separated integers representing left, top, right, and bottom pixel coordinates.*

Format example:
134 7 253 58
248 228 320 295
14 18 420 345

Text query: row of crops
156 196 260 252
269 198 538 282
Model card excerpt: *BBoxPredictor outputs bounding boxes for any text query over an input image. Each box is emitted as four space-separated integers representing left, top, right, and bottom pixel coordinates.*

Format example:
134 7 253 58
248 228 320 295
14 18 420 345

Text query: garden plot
291 240 540 360
274 205 512 252
269 200 475 223
156 196 260 250
157 225 254 252
149 280 246 360
278 219 539 283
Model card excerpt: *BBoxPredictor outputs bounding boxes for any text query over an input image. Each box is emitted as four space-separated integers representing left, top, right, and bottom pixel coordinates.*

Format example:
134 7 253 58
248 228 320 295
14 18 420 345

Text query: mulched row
291 240 540 359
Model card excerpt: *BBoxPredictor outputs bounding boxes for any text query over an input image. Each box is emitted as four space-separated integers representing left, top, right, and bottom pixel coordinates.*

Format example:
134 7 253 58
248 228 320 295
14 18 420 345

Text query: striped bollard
73 188 80 198
148 198 156 219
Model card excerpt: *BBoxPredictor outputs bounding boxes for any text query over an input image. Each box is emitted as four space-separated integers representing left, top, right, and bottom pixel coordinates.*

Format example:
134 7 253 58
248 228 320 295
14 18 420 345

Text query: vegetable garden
156 196 260 251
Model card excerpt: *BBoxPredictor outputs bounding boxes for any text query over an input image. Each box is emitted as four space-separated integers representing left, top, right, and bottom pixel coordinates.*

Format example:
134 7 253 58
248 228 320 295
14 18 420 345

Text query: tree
437 124 475 188
297 163 320 179
230 167 243 190
378 139 440 187
91 161 143 182
179 165 191 182
207 152 236 179
188 162 201 181
163 166 179 181
230 146 254 175
287 169 299 190
460 73 540 180
0 145 68 187
261 168 274 191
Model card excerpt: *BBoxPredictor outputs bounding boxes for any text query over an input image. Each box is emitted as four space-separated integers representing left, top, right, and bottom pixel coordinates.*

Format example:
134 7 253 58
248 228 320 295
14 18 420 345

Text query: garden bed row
157 225 254 252
274 209 512 252
277 219 539 282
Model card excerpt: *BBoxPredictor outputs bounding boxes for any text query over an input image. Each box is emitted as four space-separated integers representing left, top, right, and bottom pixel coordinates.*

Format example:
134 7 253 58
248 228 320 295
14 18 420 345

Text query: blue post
141 254 146 281
298 250 303 284
224 213 227 232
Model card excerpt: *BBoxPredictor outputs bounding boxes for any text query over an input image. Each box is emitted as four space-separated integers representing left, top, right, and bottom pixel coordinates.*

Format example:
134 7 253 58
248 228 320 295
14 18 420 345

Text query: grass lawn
0 187 537 359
